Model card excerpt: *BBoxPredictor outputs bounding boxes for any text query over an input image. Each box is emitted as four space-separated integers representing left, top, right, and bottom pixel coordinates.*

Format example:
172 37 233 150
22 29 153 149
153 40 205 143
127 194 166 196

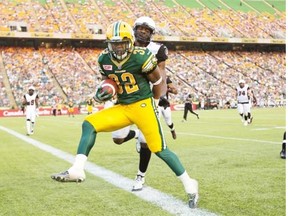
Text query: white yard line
176 132 280 145
0 126 217 216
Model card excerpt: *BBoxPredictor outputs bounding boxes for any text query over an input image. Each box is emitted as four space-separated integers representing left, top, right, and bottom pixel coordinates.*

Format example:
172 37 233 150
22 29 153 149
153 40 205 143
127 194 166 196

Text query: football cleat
188 193 198 209
280 150 286 159
249 117 253 124
244 121 248 126
171 129 177 139
30 130 34 135
197 114 199 119
132 175 145 191
51 170 85 183
181 119 186 122
186 179 199 208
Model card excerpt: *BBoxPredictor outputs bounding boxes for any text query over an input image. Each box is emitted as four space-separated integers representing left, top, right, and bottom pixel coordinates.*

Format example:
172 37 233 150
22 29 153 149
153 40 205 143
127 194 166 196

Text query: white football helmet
133 16 156 43
239 79 245 84
28 86 35 91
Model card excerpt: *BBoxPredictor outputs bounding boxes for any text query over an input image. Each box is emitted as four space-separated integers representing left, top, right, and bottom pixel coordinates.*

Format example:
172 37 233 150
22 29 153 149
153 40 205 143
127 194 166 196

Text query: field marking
0 126 217 216
175 132 280 145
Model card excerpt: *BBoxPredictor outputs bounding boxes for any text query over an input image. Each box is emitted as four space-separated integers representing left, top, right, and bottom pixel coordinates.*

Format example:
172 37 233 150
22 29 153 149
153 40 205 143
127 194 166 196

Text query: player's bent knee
82 120 95 132
140 142 148 149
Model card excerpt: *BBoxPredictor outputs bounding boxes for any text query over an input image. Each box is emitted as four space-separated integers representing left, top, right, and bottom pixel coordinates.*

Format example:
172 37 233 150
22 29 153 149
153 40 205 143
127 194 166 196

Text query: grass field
0 107 285 216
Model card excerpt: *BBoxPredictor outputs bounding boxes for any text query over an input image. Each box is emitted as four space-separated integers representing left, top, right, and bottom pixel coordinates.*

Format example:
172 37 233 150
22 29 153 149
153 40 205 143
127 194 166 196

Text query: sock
137 170 146 177
248 112 251 119
139 147 151 173
77 120 97 156
178 171 196 193
155 148 185 176
26 120 31 133
123 130 136 142
168 123 175 130
69 154 87 171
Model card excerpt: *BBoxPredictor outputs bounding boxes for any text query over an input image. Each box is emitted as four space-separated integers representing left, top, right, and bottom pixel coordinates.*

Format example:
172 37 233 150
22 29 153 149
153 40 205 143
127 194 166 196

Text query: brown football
100 79 118 96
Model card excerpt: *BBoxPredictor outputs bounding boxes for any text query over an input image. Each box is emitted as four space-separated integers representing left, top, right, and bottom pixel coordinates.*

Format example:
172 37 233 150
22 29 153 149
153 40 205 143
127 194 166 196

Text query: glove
93 86 113 103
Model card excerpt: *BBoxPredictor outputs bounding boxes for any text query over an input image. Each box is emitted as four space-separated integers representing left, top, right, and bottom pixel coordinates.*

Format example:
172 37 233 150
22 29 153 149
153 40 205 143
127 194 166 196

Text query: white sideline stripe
0 126 217 216
176 132 279 145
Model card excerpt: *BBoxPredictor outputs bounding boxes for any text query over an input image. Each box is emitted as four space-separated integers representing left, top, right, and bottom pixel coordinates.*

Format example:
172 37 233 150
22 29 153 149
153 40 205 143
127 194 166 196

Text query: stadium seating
0 47 285 108
0 0 284 38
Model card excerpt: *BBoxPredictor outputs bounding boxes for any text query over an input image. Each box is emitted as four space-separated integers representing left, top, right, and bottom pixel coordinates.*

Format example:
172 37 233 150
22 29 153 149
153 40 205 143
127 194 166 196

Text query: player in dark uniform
51 21 198 208
182 93 199 122
280 131 286 159
158 76 178 139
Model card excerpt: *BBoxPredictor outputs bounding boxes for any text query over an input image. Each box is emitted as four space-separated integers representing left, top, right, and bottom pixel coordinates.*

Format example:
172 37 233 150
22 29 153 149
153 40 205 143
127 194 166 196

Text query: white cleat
51 169 85 183
132 175 145 191
244 121 248 126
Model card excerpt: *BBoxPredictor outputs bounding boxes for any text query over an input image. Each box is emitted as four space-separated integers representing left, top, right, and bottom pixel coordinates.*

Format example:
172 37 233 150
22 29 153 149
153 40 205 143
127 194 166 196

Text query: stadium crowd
0 0 285 109
0 47 285 109
0 0 285 39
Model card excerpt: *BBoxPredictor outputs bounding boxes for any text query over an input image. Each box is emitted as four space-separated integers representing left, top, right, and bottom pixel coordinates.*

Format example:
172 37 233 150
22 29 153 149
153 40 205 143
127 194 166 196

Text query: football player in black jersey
158 76 178 139
182 92 199 122
280 131 286 159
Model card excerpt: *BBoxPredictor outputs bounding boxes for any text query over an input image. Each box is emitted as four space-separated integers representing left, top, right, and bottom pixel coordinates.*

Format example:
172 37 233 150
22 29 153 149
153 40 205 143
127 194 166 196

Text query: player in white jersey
236 80 256 126
22 86 39 135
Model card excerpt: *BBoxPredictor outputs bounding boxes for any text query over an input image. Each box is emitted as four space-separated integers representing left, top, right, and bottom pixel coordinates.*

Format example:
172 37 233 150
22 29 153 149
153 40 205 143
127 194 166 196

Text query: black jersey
147 41 168 63
158 77 173 109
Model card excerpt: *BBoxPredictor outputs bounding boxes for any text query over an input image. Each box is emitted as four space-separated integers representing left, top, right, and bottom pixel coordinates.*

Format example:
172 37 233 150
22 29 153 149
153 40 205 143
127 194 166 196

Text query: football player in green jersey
110 17 178 192
51 21 198 208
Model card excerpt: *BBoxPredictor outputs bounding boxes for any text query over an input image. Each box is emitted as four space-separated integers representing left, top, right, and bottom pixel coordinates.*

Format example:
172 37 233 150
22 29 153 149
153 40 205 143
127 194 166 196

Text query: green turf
176 0 204 9
267 0 286 12
245 0 277 13
221 0 253 12
0 107 285 216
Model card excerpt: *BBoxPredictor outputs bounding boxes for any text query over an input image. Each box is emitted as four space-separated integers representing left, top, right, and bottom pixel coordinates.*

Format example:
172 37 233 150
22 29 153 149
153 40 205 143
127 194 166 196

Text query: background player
236 79 256 126
51 21 198 208
182 91 199 122
158 75 178 139
67 99 75 117
22 86 39 135
280 131 286 159
86 98 93 115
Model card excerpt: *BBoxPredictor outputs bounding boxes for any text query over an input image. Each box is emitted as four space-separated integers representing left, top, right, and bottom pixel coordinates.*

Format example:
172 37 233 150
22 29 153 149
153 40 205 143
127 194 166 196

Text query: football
99 79 118 96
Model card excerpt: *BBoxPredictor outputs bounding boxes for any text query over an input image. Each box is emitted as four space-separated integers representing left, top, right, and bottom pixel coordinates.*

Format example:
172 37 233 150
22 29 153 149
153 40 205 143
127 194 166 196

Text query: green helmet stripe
113 21 120 36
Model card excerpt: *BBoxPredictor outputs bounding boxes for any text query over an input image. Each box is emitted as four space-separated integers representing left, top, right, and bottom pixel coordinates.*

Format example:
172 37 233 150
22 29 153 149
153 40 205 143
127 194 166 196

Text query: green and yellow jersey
98 46 158 104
